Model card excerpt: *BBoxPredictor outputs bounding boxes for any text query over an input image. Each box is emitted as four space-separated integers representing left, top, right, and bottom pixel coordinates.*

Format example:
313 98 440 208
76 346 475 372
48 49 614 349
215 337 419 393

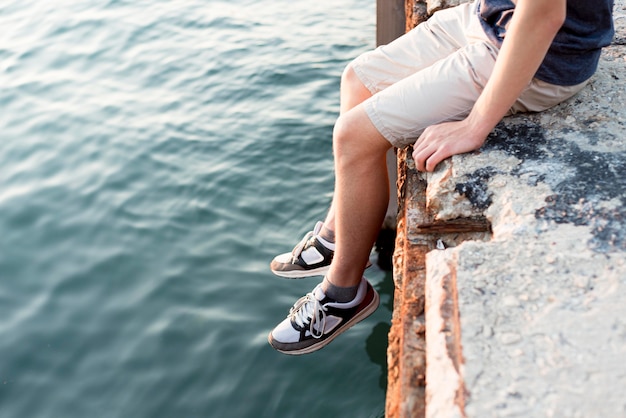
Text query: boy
268 0 615 355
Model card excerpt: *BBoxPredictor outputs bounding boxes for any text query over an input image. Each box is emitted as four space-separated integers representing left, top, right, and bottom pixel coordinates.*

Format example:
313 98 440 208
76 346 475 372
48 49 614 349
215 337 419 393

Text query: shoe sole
271 261 373 279
270 265 331 278
268 288 380 355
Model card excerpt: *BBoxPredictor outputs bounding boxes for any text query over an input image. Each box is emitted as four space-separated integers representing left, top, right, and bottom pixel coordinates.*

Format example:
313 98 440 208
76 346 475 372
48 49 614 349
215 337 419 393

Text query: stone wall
386 1 626 417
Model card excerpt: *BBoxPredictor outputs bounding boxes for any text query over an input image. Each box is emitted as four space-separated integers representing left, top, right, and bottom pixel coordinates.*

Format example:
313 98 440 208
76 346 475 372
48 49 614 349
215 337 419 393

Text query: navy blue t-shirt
478 0 615 85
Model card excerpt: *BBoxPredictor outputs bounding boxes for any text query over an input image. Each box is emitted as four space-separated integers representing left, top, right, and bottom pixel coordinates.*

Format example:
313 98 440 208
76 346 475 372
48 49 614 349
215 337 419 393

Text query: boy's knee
333 113 355 150
341 63 367 94
341 63 357 85
333 110 390 161
333 113 364 162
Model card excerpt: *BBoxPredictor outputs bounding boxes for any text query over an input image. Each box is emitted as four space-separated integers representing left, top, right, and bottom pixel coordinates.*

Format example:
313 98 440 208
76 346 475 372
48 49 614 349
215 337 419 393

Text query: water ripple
0 0 385 417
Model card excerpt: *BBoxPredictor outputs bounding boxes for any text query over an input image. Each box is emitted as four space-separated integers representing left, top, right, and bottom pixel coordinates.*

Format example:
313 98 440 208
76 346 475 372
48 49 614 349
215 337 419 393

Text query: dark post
376 0 406 269
377 0 406 46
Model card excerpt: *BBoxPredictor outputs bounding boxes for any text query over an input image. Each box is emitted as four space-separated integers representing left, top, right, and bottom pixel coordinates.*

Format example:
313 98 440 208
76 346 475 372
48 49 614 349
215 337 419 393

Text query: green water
0 0 392 417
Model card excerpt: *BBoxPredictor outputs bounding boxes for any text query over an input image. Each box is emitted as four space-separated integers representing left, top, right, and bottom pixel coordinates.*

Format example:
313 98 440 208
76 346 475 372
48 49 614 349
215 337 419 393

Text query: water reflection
365 270 394 390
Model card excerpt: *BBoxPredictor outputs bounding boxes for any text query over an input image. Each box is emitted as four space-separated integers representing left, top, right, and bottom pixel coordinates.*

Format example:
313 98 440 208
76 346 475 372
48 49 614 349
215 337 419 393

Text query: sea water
0 0 393 417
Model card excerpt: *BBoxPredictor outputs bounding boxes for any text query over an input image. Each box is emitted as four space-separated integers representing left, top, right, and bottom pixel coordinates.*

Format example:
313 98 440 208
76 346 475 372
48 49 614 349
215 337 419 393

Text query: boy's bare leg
326 104 392 288
267 65 388 355
268 64 383 280
321 63 374 235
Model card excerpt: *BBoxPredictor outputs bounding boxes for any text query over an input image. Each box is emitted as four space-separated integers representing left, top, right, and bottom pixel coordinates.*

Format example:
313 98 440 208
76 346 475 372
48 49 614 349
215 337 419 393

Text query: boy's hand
412 118 487 172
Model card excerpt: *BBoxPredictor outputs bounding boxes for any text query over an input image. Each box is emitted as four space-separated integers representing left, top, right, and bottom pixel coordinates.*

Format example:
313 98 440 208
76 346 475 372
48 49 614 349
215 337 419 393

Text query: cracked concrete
424 5 626 417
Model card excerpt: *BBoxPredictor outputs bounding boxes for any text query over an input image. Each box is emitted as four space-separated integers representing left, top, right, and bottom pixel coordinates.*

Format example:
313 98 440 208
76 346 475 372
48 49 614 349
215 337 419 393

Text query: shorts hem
363 98 403 148
351 56 382 96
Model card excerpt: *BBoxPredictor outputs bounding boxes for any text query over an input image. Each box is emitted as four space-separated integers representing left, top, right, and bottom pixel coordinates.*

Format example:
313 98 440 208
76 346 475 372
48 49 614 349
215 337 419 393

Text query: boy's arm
412 0 566 172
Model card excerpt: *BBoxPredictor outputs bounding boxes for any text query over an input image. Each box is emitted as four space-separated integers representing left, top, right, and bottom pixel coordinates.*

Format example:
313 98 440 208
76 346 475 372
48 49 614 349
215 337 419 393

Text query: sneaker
268 277 380 355
270 222 334 278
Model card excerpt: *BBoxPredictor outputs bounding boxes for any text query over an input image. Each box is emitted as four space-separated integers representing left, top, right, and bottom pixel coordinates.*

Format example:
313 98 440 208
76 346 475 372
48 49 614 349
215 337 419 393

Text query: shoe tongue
314 284 341 306
313 285 326 301
313 221 324 235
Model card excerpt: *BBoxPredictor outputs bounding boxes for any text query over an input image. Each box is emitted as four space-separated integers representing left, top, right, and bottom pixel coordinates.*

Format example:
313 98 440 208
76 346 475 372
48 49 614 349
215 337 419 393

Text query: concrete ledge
388 3 626 417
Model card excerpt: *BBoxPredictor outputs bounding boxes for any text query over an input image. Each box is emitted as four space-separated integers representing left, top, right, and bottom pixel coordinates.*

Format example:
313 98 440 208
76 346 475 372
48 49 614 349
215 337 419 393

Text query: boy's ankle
321 275 359 303
318 223 335 244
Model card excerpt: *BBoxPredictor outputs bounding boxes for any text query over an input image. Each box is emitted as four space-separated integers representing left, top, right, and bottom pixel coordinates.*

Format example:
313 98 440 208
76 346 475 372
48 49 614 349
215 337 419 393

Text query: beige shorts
352 1 587 148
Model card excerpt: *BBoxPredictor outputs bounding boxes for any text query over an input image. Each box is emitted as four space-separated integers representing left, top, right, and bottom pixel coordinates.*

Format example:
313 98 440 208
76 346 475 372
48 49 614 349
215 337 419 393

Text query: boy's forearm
466 0 566 136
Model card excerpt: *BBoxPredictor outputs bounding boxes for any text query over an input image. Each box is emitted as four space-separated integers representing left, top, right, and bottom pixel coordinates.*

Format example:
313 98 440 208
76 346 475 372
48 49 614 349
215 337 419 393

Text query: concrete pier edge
386 1 626 417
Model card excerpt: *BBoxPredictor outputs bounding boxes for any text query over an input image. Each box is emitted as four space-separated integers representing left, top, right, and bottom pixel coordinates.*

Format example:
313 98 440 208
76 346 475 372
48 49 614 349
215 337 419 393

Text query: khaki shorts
352 1 587 148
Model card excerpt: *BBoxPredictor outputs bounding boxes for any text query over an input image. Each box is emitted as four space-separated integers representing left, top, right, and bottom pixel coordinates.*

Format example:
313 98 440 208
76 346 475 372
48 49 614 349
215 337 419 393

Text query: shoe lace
290 231 315 263
289 290 327 339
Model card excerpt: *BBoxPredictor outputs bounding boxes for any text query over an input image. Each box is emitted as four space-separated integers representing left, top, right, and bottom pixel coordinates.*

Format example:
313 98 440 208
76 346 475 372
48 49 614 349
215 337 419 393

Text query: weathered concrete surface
389 1 626 417
424 6 626 418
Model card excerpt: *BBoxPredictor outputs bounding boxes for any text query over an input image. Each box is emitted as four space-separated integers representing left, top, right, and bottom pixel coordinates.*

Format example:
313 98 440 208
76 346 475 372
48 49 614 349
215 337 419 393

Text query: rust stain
386 3 481 417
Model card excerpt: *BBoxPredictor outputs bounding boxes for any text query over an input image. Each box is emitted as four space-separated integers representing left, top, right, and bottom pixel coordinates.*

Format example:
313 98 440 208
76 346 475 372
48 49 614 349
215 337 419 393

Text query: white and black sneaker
270 222 335 278
268 278 380 355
